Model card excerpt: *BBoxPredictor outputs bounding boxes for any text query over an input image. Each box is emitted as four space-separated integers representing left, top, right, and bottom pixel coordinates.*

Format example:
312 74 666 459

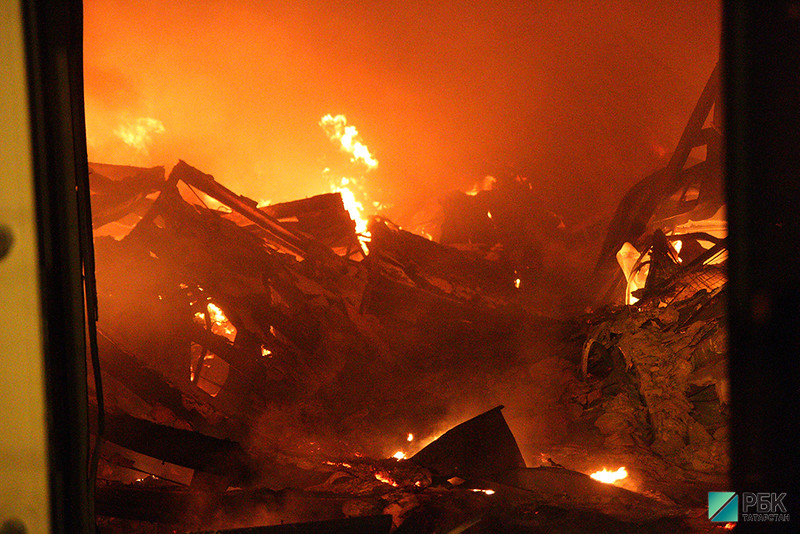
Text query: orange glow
469 488 496 495
392 451 406 460
407 433 414 442
724 523 735 530
323 460 353 468
466 175 496 196
589 467 628 484
113 116 164 155
333 178 370 236
206 302 237 342
374 472 399 487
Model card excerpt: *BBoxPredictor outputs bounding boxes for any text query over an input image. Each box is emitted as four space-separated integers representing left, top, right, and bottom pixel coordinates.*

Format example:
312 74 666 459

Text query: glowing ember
589 467 628 484
469 488 496 495
392 451 406 460
465 175 496 196
261 346 272 358
407 433 414 442
319 114 378 169
206 302 237 341
724 523 735 530
514 278 521 289
374 472 398 487
671 239 683 263
323 460 352 468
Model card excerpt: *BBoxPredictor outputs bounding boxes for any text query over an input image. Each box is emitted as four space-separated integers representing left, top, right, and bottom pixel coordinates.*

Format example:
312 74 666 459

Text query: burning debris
88 65 728 533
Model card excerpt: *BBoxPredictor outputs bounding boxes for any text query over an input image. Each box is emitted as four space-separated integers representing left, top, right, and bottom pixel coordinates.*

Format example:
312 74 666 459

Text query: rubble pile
578 286 728 473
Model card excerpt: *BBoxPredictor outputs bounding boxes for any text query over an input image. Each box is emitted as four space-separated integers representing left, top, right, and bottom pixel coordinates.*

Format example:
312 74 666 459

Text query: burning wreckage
90 67 729 533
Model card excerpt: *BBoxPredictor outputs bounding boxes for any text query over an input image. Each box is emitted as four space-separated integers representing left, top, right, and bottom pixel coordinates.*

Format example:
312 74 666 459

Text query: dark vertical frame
22 0 93 532
724 0 800 529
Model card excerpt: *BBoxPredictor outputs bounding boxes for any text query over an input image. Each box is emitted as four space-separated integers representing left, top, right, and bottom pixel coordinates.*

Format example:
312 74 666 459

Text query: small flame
465 175 496 196
374 472 399 487
514 278 521 289
206 302 237 341
589 467 628 484
407 433 414 442
261 346 272 358
724 523 735 530
323 460 352 468
470 488 496 495
672 239 683 263
392 451 406 460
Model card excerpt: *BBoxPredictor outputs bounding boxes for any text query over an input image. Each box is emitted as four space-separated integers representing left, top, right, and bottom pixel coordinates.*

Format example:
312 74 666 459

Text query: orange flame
374 472 398 487
113 116 165 155
589 467 628 484
465 175 496 196
319 114 378 169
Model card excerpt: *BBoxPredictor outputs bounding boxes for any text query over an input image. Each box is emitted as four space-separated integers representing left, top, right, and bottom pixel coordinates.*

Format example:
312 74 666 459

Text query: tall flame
319 114 378 170
321 114 382 252
332 178 369 236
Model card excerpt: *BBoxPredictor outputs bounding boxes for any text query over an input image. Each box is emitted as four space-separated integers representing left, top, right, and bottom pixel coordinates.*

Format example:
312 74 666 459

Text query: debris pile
577 286 729 474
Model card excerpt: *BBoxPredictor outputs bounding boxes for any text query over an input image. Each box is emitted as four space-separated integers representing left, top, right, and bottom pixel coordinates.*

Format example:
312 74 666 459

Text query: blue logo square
709 491 738 522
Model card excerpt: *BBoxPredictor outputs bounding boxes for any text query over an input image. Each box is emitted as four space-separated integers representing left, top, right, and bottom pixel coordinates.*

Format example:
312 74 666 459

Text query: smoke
84 0 720 221
113 116 165 155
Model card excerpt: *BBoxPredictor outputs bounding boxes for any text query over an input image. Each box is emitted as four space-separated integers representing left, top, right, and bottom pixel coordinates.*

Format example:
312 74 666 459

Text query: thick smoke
84 0 720 223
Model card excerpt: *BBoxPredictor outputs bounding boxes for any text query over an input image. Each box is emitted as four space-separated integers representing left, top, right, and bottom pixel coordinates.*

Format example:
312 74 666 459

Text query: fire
206 302 237 341
514 278 521 289
319 114 378 170
469 488 496 495
407 433 414 442
374 472 399 487
113 116 165 155
320 114 383 252
392 451 406 460
589 467 628 484
323 460 352 469
332 178 370 236
465 175 496 196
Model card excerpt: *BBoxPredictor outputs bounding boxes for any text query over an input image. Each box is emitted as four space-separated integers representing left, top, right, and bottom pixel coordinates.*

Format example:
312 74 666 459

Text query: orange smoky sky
83 0 720 219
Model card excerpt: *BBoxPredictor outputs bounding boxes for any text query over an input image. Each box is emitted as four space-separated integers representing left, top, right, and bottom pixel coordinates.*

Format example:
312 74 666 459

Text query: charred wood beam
170 160 309 258
91 408 255 483
594 64 722 303
190 515 393 534
95 485 349 526
96 329 219 432
666 62 720 175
